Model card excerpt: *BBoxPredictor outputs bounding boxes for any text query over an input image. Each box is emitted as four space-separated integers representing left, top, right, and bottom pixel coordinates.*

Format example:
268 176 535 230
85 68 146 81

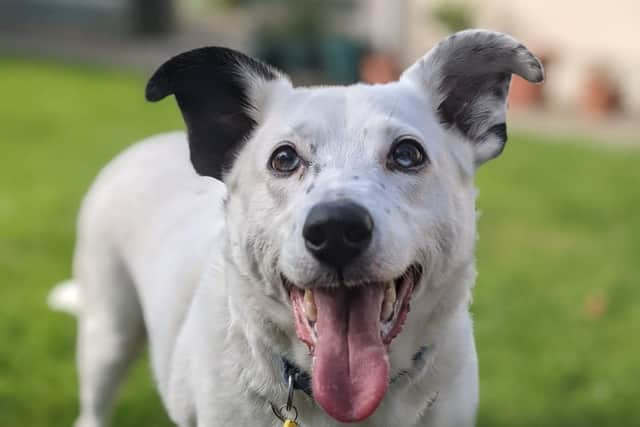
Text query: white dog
49 30 543 427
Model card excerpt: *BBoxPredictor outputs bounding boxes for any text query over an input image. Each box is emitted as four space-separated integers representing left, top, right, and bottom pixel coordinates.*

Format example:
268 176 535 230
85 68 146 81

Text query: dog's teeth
381 282 396 321
381 301 394 321
304 289 317 322
385 282 396 305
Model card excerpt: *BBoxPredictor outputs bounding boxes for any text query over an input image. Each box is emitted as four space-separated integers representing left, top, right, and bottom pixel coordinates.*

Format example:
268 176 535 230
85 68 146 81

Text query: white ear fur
402 29 544 165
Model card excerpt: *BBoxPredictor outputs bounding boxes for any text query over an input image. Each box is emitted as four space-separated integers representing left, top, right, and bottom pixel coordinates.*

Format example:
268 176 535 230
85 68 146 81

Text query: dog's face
147 30 543 423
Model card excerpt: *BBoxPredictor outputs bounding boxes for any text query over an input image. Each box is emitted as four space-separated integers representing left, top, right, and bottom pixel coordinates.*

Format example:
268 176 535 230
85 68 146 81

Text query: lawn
0 59 638 427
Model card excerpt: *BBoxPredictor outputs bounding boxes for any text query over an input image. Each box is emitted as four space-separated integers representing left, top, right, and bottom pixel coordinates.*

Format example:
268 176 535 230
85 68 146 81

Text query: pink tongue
312 286 389 423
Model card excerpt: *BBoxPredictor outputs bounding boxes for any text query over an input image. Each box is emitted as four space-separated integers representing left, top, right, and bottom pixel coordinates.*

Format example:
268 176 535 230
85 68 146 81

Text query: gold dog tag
283 420 297 427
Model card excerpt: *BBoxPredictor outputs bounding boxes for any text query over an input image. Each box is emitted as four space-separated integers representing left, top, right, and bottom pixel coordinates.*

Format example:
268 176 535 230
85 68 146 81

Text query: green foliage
432 2 474 32
0 60 639 426
474 134 640 426
0 59 180 427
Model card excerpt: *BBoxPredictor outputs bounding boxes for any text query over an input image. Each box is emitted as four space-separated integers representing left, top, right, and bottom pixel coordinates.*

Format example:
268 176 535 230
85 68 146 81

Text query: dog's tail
47 279 81 316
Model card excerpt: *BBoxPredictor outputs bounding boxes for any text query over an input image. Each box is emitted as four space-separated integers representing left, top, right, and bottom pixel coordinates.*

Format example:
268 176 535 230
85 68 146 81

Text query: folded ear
146 47 289 178
401 30 544 166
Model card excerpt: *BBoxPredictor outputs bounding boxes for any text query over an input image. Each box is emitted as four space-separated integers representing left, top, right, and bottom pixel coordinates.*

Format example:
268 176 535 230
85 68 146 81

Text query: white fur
52 31 543 427
48 279 80 315
68 128 476 427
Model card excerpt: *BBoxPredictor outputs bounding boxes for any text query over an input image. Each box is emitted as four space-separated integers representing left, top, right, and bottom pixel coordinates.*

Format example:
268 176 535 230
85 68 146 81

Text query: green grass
1 59 639 427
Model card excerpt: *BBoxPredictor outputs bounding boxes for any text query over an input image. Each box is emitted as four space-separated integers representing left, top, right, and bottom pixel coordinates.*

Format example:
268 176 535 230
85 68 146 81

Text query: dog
49 29 543 427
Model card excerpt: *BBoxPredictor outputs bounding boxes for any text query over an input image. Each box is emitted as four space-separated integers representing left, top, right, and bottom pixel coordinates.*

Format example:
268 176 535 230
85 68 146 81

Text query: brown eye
389 138 427 171
270 144 301 174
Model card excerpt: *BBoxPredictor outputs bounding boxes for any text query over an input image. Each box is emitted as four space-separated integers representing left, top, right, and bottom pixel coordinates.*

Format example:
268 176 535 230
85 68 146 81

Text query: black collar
281 358 313 396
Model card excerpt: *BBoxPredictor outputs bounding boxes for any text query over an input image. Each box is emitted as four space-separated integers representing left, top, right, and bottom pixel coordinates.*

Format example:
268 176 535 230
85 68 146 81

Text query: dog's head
147 30 543 423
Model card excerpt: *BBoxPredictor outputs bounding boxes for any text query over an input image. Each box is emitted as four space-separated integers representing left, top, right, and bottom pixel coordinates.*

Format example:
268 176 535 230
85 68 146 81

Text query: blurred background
0 1 638 426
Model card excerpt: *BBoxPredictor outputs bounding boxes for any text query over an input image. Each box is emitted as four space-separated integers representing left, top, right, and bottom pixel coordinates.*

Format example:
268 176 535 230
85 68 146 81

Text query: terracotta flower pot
508 74 544 108
580 69 621 116
359 52 400 84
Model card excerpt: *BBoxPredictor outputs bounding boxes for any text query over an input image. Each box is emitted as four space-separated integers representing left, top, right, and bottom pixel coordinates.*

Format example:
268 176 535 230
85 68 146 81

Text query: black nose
302 199 373 269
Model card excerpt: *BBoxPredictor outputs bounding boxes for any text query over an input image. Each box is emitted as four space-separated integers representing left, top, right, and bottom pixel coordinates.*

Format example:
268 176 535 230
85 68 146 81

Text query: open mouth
284 264 422 423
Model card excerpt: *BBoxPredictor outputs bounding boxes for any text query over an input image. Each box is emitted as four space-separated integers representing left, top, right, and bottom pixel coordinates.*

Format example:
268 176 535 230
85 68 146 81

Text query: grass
0 59 639 427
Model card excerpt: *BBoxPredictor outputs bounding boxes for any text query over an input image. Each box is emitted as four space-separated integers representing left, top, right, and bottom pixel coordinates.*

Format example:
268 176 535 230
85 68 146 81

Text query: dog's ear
146 47 290 179
401 30 544 166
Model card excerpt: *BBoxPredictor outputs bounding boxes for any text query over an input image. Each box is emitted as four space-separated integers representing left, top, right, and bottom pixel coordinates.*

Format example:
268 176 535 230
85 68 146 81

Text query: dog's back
64 132 225 426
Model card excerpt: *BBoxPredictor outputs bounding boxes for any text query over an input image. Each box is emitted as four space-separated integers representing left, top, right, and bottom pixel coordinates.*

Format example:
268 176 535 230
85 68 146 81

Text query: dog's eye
389 138 427 171
270 145 301 174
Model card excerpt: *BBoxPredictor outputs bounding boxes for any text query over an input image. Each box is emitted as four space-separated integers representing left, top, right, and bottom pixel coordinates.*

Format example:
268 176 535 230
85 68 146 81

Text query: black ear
146 47 287 178
402 30 544 165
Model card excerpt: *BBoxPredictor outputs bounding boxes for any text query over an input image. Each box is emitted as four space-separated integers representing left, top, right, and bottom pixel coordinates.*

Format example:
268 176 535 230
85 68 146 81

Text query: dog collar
275 345 434 425
281 358 313 396
280 344 432 396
